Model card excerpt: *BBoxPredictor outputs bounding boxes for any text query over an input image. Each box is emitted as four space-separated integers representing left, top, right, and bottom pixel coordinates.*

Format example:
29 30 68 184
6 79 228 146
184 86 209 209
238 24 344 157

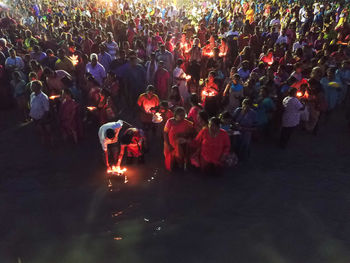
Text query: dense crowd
1 0 350 172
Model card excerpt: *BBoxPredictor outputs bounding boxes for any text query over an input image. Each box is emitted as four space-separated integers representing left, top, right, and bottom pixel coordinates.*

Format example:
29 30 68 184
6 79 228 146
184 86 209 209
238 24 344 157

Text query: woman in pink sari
164 107 195 171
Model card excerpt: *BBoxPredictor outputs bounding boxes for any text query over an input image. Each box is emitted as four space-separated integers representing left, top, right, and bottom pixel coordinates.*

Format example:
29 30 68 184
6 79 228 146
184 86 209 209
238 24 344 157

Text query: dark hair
160 101 169 108
198 110 209 124
120 129 134 145
209 117 221 127
174 107 185 117
288 87 298 96
63 88 73 97
190 93 200 106
105 129 116 139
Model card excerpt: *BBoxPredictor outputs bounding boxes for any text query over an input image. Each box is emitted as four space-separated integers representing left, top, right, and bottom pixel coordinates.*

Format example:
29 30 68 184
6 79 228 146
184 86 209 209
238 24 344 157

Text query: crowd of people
1 0 350 173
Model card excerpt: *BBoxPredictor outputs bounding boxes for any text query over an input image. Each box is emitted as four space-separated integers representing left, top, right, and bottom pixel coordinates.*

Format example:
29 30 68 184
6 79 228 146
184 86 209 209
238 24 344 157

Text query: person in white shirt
29 80 52 144
280 88 305 149
5 49 24 73
86 53 106 86
99 120 133 168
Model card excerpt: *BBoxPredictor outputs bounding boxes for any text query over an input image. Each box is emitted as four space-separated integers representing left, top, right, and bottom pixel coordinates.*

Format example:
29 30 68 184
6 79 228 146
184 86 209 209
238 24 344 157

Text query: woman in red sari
154 61 170 100
164 107 195 171
193 117 230 172
59 89 79 143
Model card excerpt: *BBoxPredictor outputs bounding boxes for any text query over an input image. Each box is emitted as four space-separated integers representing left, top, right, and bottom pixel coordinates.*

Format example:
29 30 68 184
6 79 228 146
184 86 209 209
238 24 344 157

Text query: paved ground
1 108 350 263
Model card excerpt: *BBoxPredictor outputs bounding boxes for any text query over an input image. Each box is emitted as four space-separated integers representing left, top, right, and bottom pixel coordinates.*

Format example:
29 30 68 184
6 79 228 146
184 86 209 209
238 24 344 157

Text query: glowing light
203 50 214 57
49 95 60 100
297 92 303 97
219 52 227 57
70 55 79 66
202 89 216 97
152 112 163 123
107 165 127 175
87 106 97 111
114 237 122 240
184 74 191 80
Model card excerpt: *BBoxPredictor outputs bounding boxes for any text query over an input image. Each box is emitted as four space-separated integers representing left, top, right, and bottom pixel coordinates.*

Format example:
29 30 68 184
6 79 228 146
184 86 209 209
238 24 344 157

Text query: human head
30 80 43 94
62 88 73 99
242 98 252 111
209 117 221 134
90 53 98 66
105 129 116 140
146 85 155 95
190 93 199 106
174 107 186 121
208 71 215 82
198 110 209 127
9 48 16 58
288 87 298 97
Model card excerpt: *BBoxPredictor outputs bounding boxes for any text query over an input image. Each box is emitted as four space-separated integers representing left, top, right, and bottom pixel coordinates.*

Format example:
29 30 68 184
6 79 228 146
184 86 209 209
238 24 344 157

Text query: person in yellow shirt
55 49 74 75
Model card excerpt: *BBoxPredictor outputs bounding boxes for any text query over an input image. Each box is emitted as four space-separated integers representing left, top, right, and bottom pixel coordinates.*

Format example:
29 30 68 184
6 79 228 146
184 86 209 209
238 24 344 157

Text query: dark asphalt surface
1 108 350 263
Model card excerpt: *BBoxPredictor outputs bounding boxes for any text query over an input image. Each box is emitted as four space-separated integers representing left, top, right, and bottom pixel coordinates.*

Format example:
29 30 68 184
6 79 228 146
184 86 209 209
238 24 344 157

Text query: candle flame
87 106 97 111
297 92 303 97
70 55 79 66
152 112 163 123
49 95 60 100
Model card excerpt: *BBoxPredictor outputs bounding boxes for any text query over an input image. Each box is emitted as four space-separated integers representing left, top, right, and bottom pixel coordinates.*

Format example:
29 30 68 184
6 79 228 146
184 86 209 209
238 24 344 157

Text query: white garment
29 92 49 120
173 67 189 101
282 96 303 127
86 62 106 86
98 120 124 151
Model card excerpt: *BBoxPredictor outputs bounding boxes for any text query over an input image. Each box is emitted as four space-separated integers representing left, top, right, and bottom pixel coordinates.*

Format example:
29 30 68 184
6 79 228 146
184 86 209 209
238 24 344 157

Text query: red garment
154 68 170 99
125 129 145 157
187 105 202 132
59 98 79 134
137 93 160 123
82 39 94 55
164 118 193 171
194 128 230 166
238 33 251 52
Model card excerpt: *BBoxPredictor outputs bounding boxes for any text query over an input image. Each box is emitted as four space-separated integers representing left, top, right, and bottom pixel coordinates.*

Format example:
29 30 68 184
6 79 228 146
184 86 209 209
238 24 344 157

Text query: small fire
219 52 227 57
113 237 123 240
70 55 79 66
152 112 163 123
185 74 191 80
203 51 214 57
49 95 60 100
107 165 127 175
87 106 97 111
202 90 216 97
296 92 303 97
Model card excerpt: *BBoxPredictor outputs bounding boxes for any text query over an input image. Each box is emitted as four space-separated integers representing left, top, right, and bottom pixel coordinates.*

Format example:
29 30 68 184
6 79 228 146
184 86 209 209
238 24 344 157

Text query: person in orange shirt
137 85 160 134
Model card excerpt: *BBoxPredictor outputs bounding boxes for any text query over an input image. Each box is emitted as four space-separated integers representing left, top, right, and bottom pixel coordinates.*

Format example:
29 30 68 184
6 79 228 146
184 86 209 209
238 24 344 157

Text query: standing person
137 85 160 134
280 88 305 149
98 44 112 74
10 71 28 121
58 88 80 144
5 49 24 73
163 107 195 171
173 59 190 104
104 32 119 59
232 98 257 160
156 44 173 73
145 52 158 85
29 80 52 145
192 117 230 172
86 53 106 86
223 71 244 112
154 61 170 100
55 49 74 75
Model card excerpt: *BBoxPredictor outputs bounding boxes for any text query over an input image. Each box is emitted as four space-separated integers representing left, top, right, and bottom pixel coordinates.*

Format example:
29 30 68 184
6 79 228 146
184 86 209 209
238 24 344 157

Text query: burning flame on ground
107 165 127 175
70 55 79 66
